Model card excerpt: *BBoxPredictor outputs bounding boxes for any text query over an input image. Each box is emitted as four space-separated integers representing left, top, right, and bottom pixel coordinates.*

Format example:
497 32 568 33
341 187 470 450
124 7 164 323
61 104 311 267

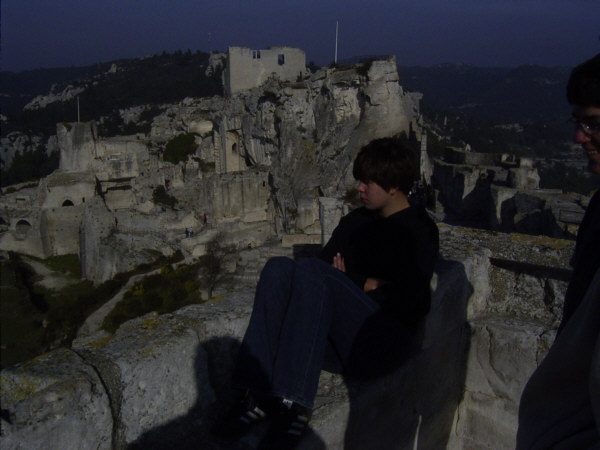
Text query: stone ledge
0 228 571 449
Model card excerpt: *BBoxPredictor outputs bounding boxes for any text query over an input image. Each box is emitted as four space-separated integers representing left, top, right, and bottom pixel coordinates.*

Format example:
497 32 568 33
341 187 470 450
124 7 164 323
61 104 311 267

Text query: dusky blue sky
1 0 599 72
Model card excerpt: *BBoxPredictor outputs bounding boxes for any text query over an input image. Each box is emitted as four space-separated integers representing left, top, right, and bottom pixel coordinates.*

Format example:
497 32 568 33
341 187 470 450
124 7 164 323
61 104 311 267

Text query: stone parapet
0 225 573 449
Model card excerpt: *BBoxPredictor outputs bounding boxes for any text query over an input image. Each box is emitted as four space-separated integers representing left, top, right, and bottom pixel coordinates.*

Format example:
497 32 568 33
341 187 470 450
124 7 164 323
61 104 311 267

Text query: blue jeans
232 257 411 408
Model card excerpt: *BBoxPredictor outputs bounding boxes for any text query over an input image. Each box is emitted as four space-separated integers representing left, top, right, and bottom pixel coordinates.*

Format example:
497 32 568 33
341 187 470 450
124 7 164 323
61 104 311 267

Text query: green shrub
195 158 216 172
0 147 59 187
163 133 197 164
1 251 184 368
101 262 204 333
41 254 81 278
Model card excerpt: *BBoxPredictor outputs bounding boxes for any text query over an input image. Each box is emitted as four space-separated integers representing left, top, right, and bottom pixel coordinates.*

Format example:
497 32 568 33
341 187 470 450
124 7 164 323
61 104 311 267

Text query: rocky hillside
0 57 419 369
3 56 597 193
1 51 224 186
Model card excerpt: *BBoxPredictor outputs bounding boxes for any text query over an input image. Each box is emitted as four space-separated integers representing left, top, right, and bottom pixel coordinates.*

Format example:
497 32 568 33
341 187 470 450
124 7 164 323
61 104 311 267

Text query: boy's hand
333 252 346 272
363 278 379 292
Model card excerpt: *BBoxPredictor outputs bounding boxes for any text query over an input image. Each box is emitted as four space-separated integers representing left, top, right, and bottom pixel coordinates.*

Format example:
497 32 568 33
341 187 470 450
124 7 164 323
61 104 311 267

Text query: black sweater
319 206 439 329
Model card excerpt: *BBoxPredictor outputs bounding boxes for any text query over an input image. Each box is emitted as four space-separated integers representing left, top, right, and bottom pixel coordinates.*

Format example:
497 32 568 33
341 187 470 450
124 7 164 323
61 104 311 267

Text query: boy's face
357 180 396 212
572 105 600 174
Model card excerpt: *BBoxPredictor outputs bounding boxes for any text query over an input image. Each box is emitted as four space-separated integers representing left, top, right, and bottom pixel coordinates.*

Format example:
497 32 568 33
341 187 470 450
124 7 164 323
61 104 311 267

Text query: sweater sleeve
318 210 371 290
355 207 439 329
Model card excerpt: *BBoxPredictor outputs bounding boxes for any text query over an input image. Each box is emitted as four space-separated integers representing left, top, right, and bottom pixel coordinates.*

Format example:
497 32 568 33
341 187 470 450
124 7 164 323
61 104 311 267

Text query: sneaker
211 391 268 443
257 398 312 449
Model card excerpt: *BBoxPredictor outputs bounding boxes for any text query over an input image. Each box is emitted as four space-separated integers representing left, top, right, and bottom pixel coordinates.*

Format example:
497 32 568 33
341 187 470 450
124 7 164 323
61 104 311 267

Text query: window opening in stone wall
253 50 261 59
62 199 74 207
16 219 31 237
278 54 285 65
232 143 238 154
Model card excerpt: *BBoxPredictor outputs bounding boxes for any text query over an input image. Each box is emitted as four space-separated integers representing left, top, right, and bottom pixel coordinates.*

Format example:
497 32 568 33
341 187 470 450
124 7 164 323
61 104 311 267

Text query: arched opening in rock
15 219 32 238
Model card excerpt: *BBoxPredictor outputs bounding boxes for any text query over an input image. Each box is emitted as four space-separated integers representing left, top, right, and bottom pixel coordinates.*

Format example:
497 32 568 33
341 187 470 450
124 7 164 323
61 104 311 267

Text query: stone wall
224 46 307 96
0 58 418 272
0 225 573 449
57 122 97 172
433 151 589 237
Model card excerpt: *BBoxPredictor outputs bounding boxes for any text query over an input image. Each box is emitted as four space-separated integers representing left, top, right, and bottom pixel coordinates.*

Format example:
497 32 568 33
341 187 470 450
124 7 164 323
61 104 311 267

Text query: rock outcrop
0 54 585 449
0 57 419 283
0 225 573 449
431 146 589 237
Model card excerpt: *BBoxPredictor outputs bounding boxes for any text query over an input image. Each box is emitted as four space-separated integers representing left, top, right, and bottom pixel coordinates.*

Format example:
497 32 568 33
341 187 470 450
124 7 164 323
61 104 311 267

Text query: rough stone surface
0 57 419 282
0 348 113 450
0 225 573 449
433 147 589 237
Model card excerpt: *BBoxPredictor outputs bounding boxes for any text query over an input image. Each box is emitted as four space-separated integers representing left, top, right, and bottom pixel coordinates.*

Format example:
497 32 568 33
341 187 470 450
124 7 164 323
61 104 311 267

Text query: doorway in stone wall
15 219 32 240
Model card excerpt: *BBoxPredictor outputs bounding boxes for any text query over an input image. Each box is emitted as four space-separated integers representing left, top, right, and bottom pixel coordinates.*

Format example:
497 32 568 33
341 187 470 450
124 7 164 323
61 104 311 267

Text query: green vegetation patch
101 263 203 333
0 147 59 188
163 133 197 164
193 157 216 172
38 254 81 278
0 255 119 369
0 251 184 369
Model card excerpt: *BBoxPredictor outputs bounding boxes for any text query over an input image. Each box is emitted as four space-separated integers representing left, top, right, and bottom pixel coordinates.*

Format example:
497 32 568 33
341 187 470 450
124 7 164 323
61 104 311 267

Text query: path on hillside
75 268 162 343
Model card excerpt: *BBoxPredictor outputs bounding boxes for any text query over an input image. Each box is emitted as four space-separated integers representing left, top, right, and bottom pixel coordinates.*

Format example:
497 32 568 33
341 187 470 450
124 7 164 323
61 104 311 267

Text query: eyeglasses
568 117 600 136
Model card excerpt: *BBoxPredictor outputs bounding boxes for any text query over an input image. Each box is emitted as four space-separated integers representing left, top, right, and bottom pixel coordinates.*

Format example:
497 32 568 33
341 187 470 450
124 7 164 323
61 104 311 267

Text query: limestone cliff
0 56 419 283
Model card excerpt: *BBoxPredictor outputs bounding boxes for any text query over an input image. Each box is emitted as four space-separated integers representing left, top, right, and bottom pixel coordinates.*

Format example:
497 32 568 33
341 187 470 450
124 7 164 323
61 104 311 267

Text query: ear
387 186 399 195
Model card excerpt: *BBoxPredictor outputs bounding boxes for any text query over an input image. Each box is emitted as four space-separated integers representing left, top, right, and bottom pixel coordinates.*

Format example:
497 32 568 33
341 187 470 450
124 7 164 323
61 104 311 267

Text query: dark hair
567 53 600 107
352 137 417 193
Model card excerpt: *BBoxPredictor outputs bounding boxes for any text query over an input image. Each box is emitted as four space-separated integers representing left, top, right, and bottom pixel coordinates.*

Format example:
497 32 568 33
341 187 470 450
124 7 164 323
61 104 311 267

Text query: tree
199 232 237 298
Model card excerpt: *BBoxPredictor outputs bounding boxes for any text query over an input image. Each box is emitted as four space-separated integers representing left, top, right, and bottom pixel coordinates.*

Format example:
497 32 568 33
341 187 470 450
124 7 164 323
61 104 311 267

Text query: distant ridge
1 50 223 135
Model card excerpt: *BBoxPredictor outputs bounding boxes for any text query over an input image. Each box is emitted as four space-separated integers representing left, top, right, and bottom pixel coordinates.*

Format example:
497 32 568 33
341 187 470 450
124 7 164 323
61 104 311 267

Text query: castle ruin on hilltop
223 46 308 95
0 49 591 450
0 49 590 283
0 53 417 282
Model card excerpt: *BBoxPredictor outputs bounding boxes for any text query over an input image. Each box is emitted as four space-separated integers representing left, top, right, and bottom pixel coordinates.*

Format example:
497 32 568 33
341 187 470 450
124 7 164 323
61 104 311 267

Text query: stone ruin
0 54 587 449
426 143 590 238
0 55 418 283
0 223 575 449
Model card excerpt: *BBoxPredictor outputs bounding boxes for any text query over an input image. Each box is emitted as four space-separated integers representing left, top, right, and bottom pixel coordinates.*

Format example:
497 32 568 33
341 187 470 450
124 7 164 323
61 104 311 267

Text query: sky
1 0 599 73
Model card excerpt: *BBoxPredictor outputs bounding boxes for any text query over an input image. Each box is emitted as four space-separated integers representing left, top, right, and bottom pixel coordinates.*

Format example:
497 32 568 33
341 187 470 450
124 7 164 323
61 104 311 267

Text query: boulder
0 348 113 450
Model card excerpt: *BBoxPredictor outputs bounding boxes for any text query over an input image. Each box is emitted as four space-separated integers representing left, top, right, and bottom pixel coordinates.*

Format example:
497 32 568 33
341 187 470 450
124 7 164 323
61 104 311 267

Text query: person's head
566 53 600 174
352 137 416 215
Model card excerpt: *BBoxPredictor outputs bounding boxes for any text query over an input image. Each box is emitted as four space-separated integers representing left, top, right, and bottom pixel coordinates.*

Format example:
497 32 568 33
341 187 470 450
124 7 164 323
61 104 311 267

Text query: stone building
430 145 588 237
0 56 421 280
223 46 307 96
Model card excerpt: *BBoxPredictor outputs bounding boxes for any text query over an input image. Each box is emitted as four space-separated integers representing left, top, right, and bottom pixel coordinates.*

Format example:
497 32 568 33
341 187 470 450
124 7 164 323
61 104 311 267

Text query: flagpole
334 21 338 64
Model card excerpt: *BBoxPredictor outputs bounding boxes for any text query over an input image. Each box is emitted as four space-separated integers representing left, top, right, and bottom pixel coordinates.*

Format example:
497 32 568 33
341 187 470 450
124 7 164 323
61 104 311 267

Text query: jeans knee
260 256 295 279
297 257 329 277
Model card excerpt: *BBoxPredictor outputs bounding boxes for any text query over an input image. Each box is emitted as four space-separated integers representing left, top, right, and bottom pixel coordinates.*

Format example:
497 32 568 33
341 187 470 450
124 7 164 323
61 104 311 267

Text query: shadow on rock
127 336 240 449
342 258 472 449
127 336 326 449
